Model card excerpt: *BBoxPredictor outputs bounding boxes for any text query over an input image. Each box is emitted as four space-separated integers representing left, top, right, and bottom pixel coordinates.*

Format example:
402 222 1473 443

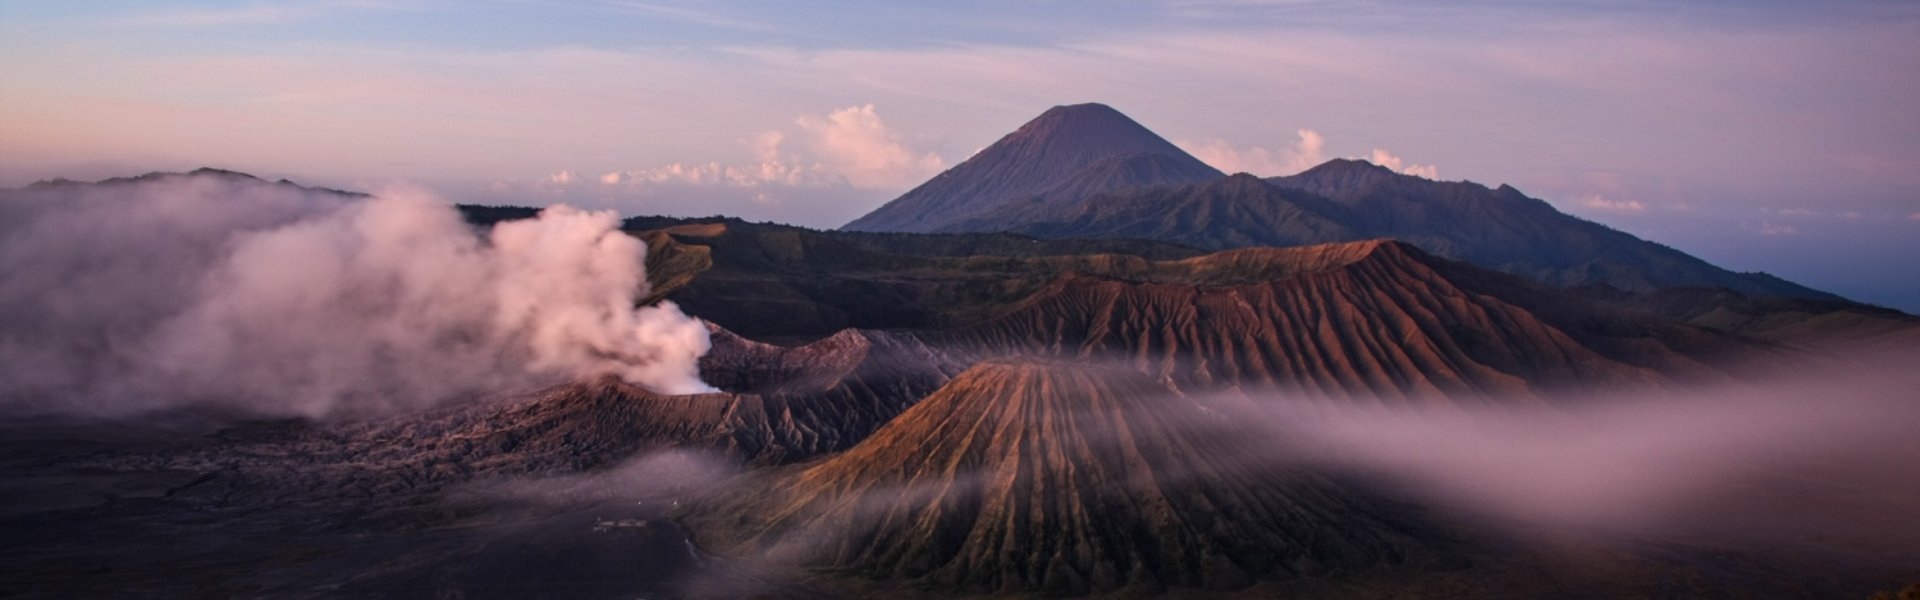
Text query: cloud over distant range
1178 129 1326 176
490 104 943 224
1178 130 1438 179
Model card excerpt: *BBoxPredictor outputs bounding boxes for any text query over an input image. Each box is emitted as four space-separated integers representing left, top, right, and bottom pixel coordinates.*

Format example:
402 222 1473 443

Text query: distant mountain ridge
841 103 1223 232
843 104 1841 301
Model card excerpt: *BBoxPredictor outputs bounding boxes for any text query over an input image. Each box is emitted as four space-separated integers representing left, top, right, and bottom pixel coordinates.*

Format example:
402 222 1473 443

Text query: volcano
841 103 1223 233
842 104 1845 303
678 360 1437 595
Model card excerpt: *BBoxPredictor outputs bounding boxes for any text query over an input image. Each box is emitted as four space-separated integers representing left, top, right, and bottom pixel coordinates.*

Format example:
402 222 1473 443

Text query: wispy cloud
595 0 775 32
1579 194 1646 213
121 1 405 27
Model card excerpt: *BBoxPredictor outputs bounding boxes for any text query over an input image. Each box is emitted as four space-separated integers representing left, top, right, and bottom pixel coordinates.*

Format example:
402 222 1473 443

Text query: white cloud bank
1179 130 1437 178
490 104 943 226
590 104 941 192
1179 129 1325 176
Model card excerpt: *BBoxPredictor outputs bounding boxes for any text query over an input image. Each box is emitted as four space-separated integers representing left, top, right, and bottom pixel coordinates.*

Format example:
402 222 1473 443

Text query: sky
1 0 1917 311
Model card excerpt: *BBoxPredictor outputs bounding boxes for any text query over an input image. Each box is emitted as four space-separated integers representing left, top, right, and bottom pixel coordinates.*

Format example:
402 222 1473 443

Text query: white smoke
0 173 713 418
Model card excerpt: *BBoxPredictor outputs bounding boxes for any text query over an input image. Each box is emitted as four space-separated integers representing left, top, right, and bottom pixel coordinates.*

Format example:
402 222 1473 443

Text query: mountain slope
984 159 1837 301
841 103 1223 233
679 360 1436 595
958 172 1359 248
1264 159 1838 299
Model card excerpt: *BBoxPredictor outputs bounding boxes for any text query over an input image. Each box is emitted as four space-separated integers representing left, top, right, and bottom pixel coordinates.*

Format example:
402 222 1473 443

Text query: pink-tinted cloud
793 104 945 188
1579 194 1646 213
477 105 944 226
1369 149 1437 179
588 104 938 192
1178 129 1325 176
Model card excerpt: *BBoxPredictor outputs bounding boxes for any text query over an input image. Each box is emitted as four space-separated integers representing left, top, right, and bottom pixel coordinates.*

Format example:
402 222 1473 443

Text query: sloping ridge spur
677 359 1437 596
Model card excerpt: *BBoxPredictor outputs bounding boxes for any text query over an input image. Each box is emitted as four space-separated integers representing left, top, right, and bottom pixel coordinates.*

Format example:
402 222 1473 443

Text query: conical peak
1030 102 1127 125
1003 102 1168 151
840 102 1221 233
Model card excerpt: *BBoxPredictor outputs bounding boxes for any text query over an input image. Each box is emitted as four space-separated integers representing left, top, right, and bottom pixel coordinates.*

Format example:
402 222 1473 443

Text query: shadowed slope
945 173 1359 245
1263 159 1838 299
1586 285 1920 354
681 360 1435 595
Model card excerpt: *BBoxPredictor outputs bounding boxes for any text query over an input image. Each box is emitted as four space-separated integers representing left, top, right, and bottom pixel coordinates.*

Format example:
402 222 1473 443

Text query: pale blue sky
2 1 1917 309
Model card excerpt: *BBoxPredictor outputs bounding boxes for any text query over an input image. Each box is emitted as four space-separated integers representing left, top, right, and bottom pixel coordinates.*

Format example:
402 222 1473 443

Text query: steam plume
0 173 713 418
